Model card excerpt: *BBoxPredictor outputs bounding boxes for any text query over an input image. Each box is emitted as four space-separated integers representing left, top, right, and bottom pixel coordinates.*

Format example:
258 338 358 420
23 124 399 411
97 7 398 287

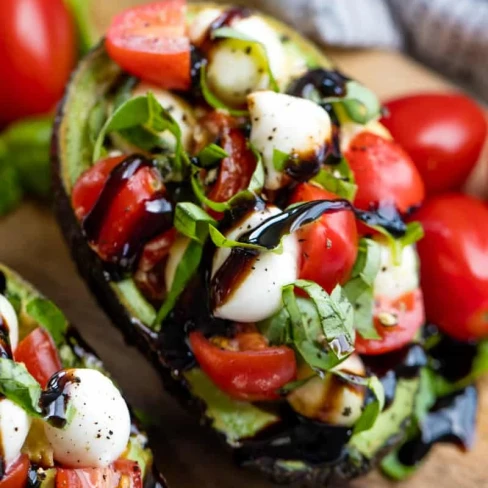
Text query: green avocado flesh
53 3 421 480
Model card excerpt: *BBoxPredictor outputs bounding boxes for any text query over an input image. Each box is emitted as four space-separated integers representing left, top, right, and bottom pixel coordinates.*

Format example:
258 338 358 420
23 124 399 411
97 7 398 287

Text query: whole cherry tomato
416 193 488 341
189 329 296 401
289 183 358 293
0 0 76 126
381 93 487 195
106 0 191 91
0 455 29 488
345 131 425 213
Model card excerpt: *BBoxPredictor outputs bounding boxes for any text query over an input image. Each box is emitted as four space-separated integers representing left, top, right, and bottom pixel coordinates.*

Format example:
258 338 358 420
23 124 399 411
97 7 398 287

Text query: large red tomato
0 0 76 126
381 93 487 195
416 193 488 341
289 183 358 293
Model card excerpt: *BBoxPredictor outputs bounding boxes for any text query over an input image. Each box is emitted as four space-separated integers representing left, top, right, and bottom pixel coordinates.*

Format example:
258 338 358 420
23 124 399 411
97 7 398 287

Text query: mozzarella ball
248 91 331 189
0 398 31 469
44 369 131 468
287 355 367 427
374 241 420 301
132 82 196 151
211 206 299 322
188 7 223 45
165 235 191 291
0 294 19 352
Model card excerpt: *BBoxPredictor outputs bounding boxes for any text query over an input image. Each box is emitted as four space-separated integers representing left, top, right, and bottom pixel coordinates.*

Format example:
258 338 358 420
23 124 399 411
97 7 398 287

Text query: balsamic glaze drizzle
288 68 350 100
0 271 6 296
0 316 12 360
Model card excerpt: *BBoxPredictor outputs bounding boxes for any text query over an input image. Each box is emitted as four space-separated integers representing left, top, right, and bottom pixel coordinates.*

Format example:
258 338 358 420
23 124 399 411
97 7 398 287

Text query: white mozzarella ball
188 8 222 45
132 82 196 151
44 369 131 468
211 206 299 322
164 235 191 291
0 399 31 469
287 354 367 427
374 242 420 300
0 294 19 352
248 91 331 189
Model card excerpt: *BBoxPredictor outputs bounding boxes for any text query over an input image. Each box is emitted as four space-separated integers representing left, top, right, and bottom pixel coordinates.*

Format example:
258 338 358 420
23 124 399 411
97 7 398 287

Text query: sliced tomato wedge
14 327 62 388
189 330 297 401
0 455 29 488
289 183 358 293
106 0 191 90
72 156 167 262
355 289 425 355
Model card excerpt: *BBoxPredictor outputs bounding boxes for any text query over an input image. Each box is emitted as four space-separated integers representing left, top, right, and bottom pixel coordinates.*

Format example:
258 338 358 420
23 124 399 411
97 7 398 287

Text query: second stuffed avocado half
0 264 166 487
52 2 484 485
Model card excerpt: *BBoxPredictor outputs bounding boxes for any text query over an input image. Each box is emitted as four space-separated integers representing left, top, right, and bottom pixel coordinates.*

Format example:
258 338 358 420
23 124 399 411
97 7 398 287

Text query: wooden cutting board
1 2 487 487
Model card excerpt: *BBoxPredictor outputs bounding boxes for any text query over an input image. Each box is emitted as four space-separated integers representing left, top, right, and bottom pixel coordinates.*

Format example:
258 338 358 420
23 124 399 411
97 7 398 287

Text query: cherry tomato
415 194 488 341
189 330 297 401
14 327 62 388
0 0 76 126
345 131 425 213
106 0 190 91
355 289 425 355
381 93 487 195
0 455 29 488
72 156 166 261
289 183 358 293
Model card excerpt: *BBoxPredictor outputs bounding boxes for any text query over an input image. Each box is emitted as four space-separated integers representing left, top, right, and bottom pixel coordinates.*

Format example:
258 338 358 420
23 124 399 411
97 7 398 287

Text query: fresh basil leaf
272 148 289 172
208 225 269 252
196 144 229 168
63 0 97 56
343 238 382 340
25 298 68 347
174 202 216 244
312 158 357 201
351 375 385 434
0 358 42 417
400 221 424 248
339 81 381 124
154 239 203 328
258 307 291 345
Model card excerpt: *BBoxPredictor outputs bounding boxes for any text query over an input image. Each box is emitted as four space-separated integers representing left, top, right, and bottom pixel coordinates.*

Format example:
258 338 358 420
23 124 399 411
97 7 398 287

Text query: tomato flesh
189 331 297 401
289 183 358 293
355 289 425 355
0 455 29 488
14 327 62 388
416 193 488 341
106 0 190 90
345 131 425 213
72 156 165 261
381 93 487 195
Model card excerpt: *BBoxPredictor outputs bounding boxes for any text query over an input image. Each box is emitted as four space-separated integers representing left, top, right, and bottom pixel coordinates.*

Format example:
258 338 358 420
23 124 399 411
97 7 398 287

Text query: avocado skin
51 43 413 487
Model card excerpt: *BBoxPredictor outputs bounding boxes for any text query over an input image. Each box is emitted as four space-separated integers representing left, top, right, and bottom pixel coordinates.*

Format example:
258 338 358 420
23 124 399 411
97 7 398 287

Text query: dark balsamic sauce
83 155 173 275
398 385 478 467
203 7 252 47
39 369 81 428
0 316 12 359
288 69 349 100
26 466 41 488
0 271 6 295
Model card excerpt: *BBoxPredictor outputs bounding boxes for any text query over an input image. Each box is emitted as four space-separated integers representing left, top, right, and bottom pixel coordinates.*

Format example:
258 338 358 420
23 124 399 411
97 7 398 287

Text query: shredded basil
349 374 385 434
195 144 229 168
208 225 270 252
26 298 68 347
174 202 217 244
272 148 290 172
312 158 358 202
340 81 382 124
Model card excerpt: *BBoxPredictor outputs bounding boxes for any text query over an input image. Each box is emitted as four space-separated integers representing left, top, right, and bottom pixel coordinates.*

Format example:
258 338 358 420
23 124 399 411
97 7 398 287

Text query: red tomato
56 461 142 488
415 194 488 341
289 183 358 293
106 0 190 91
355 289 425 355
381 93 487 195
189 330 297 401
0 0 76 126
14 327 62 388
72 156 165 261
0 455 29 488
345 132 425 213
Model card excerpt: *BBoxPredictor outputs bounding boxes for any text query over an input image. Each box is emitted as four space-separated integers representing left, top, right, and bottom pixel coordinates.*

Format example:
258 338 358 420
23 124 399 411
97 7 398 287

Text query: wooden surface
1 3 488 487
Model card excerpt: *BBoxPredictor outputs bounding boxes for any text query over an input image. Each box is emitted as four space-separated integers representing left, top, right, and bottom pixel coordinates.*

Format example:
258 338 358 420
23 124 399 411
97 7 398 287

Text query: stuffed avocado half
52 2 483 485
0 265 166 487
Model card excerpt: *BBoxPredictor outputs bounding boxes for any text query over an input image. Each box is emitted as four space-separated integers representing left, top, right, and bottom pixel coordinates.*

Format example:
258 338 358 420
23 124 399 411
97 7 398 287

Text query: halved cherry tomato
415 194 488 341
56 460 142 488
106 0 190 91
0 455 29 488
345 132 425 213
189 330 296 401
289 183 358 293
355 289 425 355
72 156 166 261
0 0 76 125
14 327 62 388
381 93 487 195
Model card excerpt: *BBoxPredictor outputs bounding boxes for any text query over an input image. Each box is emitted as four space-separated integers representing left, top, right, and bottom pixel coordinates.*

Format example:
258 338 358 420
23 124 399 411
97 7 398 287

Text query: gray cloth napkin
237 0 488 100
